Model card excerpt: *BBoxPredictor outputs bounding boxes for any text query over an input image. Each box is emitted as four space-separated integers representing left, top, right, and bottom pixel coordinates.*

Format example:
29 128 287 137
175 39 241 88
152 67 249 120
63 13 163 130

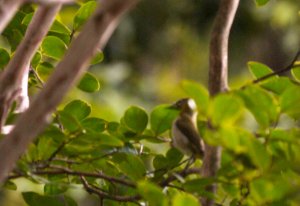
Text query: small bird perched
171 98 205 160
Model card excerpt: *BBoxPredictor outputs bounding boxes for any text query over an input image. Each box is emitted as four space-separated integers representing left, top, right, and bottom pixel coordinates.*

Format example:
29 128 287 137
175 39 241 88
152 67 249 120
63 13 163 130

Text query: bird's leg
184 156 195 170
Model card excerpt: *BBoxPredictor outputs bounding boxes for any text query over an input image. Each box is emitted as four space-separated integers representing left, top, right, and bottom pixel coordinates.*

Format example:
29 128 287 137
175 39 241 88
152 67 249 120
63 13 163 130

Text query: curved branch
202 0 239 206
0 0 139 185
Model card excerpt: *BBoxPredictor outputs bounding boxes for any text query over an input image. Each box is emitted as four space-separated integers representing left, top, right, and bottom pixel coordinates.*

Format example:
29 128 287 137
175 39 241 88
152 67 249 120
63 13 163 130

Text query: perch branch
0 5 61 131
0 0 22 34
0 0 139 184
202 0 239 206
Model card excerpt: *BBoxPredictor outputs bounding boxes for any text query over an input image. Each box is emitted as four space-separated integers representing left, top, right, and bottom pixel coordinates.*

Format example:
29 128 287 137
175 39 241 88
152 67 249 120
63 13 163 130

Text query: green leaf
41 36 67 59
166 148 184 168
0 48 10 69
31 51 42 66
150 105 179 136
81 117 107 133
260 77 294 95
254 0 270 7
280 85 300 121
210 93 244 126
22 192 65 206
4 181 17 190
73 1 98 31
269 129 294 142
77 72 100 93
123 106 148 134
3 11 26 37
153 155 169 170
90 50 104 65
36 62 54 82
172 193 199 206
137 181 168 206
235 86 279 128
90 133 124 147
181 80 209 115
57 110 82 133
37 136 61 160
117 153 146 181
239 129 271 171
27 143 39 162
64 195 78 206
248 61 275 80
64 100 91 121
183 178 217 197
23 13 71 35
44 183 68 195
292 65 300 81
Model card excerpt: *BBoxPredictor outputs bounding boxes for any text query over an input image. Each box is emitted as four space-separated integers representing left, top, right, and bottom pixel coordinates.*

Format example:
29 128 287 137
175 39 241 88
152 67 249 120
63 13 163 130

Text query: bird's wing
175 119 204 157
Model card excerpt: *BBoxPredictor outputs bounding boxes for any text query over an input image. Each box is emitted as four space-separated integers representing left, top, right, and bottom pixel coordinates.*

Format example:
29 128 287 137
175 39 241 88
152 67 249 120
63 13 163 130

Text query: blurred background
1 0 300 205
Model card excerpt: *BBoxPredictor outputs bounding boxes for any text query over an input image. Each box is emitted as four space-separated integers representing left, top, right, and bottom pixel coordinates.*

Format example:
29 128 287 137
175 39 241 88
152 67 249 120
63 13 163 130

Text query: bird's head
171 98 197 117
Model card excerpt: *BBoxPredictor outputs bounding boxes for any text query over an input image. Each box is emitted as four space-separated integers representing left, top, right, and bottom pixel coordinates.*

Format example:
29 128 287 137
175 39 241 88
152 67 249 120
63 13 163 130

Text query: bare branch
240 49 300 89
0 0 139 184
202 0 239 206
0 0 22 34
80 176 141 203
0 5 61 131
25 0 77 5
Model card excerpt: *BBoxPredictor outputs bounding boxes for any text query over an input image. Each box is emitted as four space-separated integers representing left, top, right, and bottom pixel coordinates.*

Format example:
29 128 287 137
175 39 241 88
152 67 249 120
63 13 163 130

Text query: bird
171 98 205 161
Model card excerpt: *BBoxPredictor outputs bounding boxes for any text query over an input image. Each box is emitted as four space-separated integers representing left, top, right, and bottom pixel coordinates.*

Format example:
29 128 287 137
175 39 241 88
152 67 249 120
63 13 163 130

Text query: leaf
41 36 67 59
153 155 169 170
183 178 217 197
64 195 78 206
64 100 91 121
292 65 300 81
123 106 148 134
172 193 199 206
150 105 179 136
3 11 26 37
210 93 244 126
269 129 294 142
57 111 82 133
73 1 98 31
4 181 17 191
23 13 71 35
137 181 168 206
27 143 39 162
90 50 104 65
77 72 100 93
254 0 270 7
37 136 61 160
22 192 65 206
117 153 146 181
280 85 300 121
90 134 124 147
31 51 42 66
248 61 276 80
44 183 68 195
235 86 279 128
36 62 55 82
181 80 209 115
260 77 294 95
166 148 184 168
0 48 10 69
81 117 107 133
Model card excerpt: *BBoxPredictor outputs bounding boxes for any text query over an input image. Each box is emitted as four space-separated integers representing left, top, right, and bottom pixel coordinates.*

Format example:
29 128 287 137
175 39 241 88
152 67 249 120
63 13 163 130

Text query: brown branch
240 49 300 89
25 0 77 4
203 0 239 206
80 176 141 202
0 0 139 184
0 0 22 34
0 5 61 131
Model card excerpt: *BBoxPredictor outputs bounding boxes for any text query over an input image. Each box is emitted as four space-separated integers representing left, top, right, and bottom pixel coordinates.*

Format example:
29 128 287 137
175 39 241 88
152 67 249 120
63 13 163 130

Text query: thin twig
79 176 141 202
240 49 300 90
30 66 44 86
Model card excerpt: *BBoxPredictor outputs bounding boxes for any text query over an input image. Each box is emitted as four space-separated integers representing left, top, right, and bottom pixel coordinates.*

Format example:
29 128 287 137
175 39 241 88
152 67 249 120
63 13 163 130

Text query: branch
0 0 139 184
25 0 77 4
242 49 300 88
203 0 239 206
80 176 141 203
0 0 22 34
0 5 61 131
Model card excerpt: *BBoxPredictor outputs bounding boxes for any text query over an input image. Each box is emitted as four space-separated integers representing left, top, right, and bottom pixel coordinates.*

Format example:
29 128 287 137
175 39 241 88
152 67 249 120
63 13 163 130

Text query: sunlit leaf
123 106 148 134
77 72 100 93
172 193 199 206
73 1 98 31
90 50 104 65
0 48 10 69
41 36 67 59
137 181 168 206
36 62 54 82
64 100 91 121
22 192 65 206
254 0 270 7
280 85 300 121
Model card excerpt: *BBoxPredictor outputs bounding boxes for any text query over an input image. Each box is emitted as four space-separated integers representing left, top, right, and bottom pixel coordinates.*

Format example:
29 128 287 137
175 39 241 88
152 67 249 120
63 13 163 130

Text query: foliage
1 0 300 206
